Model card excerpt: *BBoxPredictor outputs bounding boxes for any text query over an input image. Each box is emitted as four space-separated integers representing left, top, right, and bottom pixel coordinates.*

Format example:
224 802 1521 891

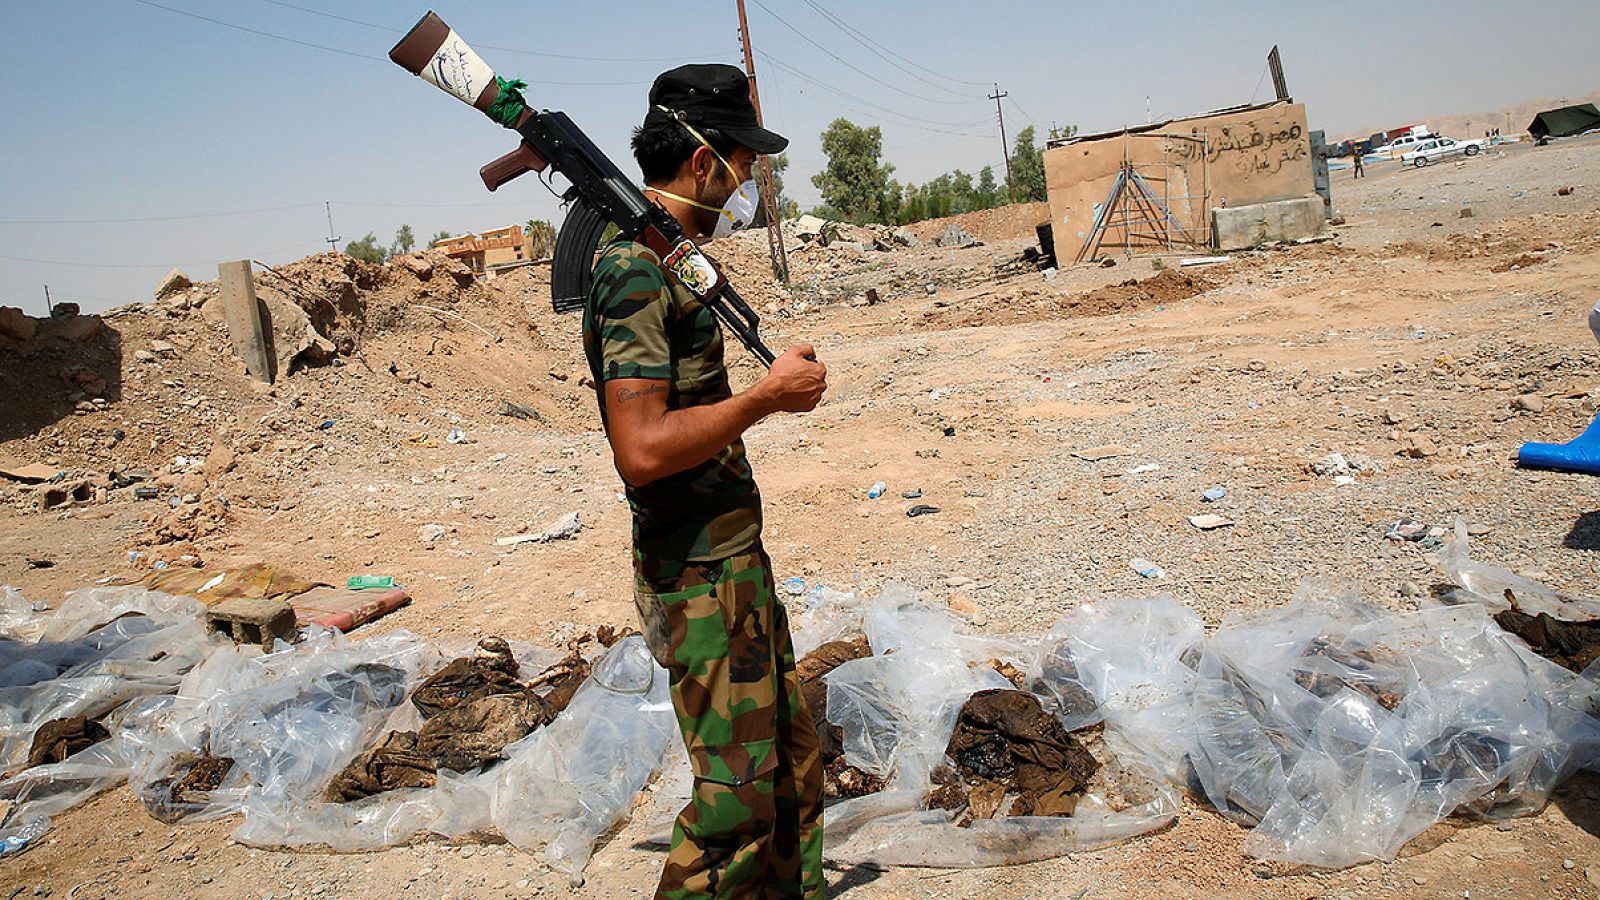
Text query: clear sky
3 0 1597 312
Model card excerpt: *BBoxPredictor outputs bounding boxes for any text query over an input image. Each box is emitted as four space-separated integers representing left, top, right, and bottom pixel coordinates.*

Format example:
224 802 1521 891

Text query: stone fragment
0 306 38 341
1512 394 1545 413
154 268 193 299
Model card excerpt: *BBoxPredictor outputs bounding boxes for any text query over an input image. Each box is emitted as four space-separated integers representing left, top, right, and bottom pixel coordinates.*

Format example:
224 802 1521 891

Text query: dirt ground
2 134 1599 898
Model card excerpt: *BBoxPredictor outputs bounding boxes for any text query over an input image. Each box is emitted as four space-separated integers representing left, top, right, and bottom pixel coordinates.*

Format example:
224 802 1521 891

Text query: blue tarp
1518 413 1600 474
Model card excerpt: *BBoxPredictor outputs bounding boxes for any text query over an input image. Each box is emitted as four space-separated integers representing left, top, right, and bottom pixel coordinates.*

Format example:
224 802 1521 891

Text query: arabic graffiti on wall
1171 122 1308 176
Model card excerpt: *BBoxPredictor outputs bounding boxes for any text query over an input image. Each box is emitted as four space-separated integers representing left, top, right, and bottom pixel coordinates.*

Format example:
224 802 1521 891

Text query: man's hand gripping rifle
389 11 776 366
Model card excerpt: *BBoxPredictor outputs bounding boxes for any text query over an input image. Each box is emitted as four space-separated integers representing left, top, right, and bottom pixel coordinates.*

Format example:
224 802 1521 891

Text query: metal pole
324 201 340 253
990 85 1015 204
736 0 789 283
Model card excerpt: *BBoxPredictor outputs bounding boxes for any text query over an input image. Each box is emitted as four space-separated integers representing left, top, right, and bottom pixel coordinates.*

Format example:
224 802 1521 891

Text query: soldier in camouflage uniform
583 64 829 899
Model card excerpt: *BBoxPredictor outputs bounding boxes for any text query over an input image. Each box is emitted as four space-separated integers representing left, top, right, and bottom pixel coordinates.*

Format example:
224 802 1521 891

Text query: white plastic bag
1039 595 1204 783
1192 584 1600 868
491 635 676 876
823 585 1180 867
1439 520 1600 618
0 599 215 769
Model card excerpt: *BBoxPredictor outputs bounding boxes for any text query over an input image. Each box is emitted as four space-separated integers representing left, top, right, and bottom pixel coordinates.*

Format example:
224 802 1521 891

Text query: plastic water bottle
0 817 49 856
867 481 887 499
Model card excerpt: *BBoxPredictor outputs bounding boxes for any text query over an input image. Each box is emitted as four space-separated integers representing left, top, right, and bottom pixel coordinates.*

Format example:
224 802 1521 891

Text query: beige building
431 224 529 273
1045 100 1320 261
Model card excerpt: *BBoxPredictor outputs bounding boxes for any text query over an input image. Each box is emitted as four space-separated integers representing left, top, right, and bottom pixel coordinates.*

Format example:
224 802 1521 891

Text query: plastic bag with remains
1192 583 1600 869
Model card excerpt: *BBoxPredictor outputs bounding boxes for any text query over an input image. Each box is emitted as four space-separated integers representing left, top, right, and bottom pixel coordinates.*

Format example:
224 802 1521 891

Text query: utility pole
735 0 789 283
990 84 1015 204
42 285 51 317
324 201 341 253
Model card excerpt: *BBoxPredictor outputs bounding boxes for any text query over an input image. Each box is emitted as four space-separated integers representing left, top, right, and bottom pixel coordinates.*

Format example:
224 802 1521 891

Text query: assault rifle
389 12 775 365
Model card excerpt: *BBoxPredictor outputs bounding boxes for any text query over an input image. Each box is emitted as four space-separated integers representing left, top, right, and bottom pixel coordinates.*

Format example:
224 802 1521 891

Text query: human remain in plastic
582 64 829 898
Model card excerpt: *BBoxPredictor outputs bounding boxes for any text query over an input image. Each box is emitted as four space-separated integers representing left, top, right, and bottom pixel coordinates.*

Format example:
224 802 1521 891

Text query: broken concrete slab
206 596 298 649
1212 196 1327 251
933 223 982 248
154 268 193 300
40 314 103 343
0 461 61 483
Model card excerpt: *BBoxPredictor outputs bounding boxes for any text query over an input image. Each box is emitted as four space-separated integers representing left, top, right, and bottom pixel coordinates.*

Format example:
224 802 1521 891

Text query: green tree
391 224 415 255
811 118 895 224
524 219 556 259
344 232 388 264
428 230 451 247
976 166 1000 209
1011 125 1048 203
1048 123 1079 143
951 170 976 214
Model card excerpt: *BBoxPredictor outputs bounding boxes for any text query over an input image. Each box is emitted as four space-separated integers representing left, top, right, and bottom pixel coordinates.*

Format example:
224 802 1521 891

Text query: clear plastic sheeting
1039 596 1204 783
230 638 564 852
124 628 437 831
822 586 1180 867
232 767 497 852
1439 520 1600 619
1191 584 1600 869
0 591 215 771
826 585 1014 788
828 778 1178 868
788 586 868 657
491 635 677 875
0 587 44 642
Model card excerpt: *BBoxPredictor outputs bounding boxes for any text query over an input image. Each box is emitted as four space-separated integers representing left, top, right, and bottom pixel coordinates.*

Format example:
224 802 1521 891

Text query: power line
1006 96 1039 129
0 202 322 226
797 0 978 98
129 0 379 61
757 50 989 135
0 240 327 270
799 0 989 89
257 0 698 65
128 0 653 86
748 0 983 107
0 198 539 227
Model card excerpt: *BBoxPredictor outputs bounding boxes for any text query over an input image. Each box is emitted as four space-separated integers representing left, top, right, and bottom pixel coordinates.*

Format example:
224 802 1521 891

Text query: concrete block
1211 196 1327 251
207 596 297 649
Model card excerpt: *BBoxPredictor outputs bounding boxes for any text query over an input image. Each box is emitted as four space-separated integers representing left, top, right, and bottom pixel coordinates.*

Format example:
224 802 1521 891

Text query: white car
1403 136 1487 167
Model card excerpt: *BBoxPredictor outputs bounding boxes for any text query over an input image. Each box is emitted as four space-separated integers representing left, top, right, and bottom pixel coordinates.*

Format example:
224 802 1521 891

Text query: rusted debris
1493 608 1600 672
1291 637 1407 710
26 715 110 768
143 753 236 823
939 688 1101 825
796 636 885 799
327 637 593 802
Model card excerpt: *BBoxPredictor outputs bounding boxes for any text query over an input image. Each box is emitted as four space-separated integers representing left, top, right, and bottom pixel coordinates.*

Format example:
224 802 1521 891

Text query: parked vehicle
1377 131 1438 158
1402 136 1488 167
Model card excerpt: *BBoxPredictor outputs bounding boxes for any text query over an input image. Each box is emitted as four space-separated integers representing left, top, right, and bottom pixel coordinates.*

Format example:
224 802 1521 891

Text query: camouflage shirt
584 238 762 563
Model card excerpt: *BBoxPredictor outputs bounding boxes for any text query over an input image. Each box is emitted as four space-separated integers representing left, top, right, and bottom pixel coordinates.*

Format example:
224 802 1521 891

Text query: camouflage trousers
634 544 825 900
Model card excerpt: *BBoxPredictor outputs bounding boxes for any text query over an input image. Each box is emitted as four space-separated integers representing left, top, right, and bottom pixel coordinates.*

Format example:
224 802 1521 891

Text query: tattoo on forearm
616 384 666 403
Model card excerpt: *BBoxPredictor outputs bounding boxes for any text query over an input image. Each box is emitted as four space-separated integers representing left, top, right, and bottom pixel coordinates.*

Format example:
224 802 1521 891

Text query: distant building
1043 99 1324 259
431 224 530 274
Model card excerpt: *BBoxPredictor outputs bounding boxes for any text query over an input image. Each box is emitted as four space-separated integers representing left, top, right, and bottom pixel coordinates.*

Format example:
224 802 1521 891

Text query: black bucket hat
645 63 788 155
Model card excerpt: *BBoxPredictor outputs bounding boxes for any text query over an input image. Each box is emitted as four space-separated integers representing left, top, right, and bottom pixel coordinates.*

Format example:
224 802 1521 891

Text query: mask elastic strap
656 105 752 202
646 186 736 224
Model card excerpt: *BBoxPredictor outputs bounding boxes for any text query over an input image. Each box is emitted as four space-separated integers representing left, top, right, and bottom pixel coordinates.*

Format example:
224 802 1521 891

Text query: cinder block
207 596 297 649
1212 196 1327 250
